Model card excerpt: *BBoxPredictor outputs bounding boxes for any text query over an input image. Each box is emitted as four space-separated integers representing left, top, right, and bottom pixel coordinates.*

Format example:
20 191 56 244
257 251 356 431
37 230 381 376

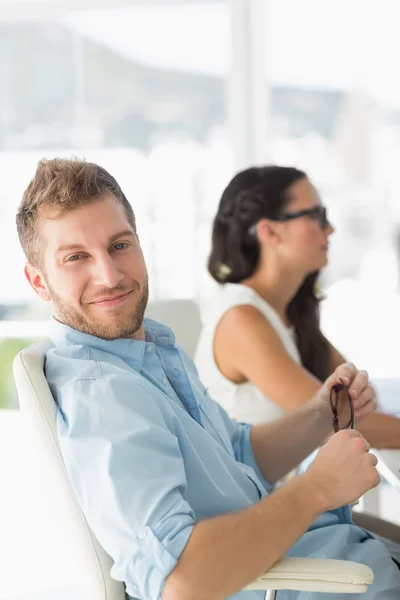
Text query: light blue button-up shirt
46 318 400 600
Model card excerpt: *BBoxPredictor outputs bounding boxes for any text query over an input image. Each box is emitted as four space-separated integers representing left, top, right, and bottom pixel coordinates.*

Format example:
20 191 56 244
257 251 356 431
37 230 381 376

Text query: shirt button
146 345 153 353
137 530 147 540
162 376 168 385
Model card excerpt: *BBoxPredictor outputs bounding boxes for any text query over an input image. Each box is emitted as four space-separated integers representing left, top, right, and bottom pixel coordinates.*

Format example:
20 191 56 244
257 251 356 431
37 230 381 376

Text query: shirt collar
50 316 176 373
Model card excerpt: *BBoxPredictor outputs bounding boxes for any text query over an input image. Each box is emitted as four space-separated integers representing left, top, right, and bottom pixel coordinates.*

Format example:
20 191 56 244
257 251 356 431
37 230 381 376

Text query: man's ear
24 263 51 302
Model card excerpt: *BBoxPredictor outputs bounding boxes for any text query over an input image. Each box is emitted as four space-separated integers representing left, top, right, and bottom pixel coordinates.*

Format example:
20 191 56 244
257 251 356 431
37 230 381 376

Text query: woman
195 165 400 448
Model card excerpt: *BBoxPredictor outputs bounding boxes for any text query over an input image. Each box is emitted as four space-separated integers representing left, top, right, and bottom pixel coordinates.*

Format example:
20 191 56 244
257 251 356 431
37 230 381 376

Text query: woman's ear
255 218 281 246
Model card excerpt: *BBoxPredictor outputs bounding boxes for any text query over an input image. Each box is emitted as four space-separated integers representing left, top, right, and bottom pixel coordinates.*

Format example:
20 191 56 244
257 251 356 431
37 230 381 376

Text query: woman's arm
214 304 322 411
214 304 400 448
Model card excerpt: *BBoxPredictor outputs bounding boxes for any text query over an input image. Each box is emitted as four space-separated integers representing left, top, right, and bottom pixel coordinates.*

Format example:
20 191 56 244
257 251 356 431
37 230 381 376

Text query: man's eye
113 243 128 250
67 254 82 262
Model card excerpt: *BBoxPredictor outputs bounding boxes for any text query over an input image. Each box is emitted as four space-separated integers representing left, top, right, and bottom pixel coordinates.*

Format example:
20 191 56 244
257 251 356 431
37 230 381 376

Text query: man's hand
303 429 380 512
250 362 378 487
316 362 377 428
300 363 380 511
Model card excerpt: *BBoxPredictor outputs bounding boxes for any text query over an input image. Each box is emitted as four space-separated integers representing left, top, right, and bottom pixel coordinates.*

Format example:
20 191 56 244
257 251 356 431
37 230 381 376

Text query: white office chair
145 298 202 359
12 342 374 599
374 449 400 494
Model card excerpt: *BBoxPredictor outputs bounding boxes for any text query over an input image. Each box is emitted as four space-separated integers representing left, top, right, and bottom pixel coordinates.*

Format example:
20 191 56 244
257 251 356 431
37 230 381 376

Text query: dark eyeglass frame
275 206 329 230
329 377 355 434
248 205 329 235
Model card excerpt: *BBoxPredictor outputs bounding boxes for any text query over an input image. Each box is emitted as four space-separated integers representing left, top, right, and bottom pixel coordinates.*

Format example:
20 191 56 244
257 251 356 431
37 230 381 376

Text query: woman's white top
195 283 301 425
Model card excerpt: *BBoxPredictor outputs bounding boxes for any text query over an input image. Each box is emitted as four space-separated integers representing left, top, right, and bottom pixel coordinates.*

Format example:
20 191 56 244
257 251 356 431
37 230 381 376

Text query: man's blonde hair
16 157 136 267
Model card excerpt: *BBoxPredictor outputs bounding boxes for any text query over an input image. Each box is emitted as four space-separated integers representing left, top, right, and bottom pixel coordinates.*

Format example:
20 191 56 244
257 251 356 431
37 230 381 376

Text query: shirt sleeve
56 369 195 600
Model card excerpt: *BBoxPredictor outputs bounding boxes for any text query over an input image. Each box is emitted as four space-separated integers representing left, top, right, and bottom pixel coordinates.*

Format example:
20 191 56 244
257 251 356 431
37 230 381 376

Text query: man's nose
92 255 124 288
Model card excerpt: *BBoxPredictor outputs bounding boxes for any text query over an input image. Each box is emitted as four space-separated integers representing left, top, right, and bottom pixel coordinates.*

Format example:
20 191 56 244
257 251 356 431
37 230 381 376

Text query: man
16 158 400 599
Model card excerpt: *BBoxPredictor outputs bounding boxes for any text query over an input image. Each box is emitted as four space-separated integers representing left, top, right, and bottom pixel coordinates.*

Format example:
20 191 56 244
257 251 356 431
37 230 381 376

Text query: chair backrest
13 342 127 600
145 298 202 359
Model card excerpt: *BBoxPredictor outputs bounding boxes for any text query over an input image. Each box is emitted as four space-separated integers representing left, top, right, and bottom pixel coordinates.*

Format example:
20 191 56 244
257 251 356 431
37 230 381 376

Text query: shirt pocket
238 462 264 500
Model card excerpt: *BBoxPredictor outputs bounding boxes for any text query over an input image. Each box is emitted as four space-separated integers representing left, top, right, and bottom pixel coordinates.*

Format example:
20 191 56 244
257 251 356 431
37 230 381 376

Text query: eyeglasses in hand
329 377 355 434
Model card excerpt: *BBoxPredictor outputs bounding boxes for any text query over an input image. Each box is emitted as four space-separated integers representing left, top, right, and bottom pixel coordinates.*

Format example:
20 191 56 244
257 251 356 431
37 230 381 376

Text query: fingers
330 362 357 387
343 428 364 439
352 433 371 453
354 396 378 421
328 364 378 419
353 383 375 405
369 465 381 488
368 452 378 468
334 429 371 452
325 362 358 394
330 363 370 393
351 376 377 420
345 369 369 400
363 455 381 489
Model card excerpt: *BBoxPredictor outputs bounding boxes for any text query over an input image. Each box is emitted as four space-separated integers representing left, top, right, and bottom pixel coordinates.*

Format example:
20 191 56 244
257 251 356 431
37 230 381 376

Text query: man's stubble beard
47 275 149 340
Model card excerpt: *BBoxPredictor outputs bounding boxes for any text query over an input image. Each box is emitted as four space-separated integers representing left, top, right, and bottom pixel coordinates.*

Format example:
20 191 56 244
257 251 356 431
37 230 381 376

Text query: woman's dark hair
208 165 331 381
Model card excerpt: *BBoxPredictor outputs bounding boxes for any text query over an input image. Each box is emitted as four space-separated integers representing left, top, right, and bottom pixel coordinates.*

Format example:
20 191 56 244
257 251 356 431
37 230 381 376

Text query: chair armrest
375 449 400 493
244 558 373 594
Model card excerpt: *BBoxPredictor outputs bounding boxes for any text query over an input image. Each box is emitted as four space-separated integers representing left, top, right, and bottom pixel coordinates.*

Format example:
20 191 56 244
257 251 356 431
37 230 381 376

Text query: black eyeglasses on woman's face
248 205 329 236
277 205 329 230
329 377 355 434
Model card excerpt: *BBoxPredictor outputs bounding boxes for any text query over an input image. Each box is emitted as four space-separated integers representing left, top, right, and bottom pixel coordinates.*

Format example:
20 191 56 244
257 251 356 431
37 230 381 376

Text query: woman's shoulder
199 284 259 329
208 285 299 361
217 283 265 311
201 283 287 329
220 284 288 330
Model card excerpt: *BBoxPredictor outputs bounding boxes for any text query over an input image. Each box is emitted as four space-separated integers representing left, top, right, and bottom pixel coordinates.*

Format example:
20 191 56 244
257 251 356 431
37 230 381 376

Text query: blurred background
1 0 400 597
